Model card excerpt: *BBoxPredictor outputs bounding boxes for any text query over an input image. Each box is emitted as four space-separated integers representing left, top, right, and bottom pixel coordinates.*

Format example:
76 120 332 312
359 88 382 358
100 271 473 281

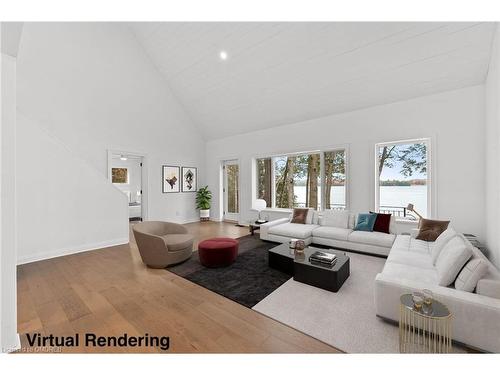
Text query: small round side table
399 294 452 353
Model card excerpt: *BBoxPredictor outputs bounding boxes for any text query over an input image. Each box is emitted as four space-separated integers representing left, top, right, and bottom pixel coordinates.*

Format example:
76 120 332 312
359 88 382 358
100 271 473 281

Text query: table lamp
253 199 267 223
406 203 423 227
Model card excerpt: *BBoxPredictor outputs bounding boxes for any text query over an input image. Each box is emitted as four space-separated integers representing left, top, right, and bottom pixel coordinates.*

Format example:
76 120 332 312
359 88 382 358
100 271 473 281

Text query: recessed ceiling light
120 155 127 161
219 50 228 61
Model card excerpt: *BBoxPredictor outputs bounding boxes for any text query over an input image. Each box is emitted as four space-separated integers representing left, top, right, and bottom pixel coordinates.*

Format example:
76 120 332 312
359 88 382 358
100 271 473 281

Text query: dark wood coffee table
268 243 350 292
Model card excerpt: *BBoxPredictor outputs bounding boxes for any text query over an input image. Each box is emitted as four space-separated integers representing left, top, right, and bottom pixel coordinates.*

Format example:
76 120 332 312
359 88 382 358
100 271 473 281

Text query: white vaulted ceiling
129 22 496 140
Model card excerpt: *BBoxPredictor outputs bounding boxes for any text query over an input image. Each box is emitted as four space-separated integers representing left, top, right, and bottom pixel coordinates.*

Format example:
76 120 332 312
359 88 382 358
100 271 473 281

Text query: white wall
16 113 129 264
206 85 486 239
485 26 500 268
1 52 19 351
16 23 205 262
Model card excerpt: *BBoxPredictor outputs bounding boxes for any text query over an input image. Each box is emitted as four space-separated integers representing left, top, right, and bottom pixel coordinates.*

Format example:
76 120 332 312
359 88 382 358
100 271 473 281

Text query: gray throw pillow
435 236 472 286
455 258 488 292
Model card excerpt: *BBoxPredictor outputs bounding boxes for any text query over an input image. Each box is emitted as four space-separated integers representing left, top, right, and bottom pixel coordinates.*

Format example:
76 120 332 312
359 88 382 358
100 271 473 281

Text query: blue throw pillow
354 213 377 232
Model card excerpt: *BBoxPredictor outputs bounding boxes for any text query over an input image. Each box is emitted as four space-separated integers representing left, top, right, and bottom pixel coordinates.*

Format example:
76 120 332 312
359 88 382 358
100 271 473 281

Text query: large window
375 139 430 220
256 149 347 211
274 153 321 209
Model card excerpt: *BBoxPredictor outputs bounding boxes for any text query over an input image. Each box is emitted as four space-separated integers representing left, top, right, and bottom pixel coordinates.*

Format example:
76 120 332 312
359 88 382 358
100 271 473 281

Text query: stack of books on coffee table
309 251 337 267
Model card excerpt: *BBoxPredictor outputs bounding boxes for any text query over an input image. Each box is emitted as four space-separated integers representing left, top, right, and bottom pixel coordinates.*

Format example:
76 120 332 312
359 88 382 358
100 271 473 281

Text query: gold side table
399 294 452 353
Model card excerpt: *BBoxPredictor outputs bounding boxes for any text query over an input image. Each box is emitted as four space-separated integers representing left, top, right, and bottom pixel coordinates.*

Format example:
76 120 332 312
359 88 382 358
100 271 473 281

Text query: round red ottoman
198 237 239 267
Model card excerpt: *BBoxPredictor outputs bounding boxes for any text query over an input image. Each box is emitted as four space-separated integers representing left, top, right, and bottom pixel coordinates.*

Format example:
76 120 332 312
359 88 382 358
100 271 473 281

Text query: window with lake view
256 149 347 211
375 139 430 220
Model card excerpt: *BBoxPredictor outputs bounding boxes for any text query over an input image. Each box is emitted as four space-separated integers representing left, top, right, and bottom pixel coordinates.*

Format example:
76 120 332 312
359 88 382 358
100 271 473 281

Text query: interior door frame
222 159 240 222
107 149 148 221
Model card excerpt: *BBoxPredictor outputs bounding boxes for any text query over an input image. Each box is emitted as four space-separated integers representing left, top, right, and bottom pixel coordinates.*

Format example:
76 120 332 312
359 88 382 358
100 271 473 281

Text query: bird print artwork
166 176 177 189
163 166 180 193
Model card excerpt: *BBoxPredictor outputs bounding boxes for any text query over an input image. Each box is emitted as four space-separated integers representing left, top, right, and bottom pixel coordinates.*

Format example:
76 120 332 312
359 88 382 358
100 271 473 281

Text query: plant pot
200 209 210 221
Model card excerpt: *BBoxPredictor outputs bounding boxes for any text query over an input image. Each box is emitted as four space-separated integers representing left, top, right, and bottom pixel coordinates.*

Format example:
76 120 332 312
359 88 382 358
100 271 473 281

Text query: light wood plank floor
17 221 339 353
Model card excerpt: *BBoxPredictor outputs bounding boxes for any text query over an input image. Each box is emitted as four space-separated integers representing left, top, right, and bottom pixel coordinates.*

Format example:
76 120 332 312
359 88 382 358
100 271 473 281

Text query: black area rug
167 235 290 308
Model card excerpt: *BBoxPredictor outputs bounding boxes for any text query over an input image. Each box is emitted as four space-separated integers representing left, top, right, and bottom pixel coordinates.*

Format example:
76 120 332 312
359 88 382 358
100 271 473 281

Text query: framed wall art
111 168 128 184
162 165 180 193
181 167 197 192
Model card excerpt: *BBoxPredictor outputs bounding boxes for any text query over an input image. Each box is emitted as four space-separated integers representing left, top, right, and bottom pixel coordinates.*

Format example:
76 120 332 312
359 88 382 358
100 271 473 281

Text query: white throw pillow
305 209 315 224
311 210 320 225
435 236 472 286
455 258 489 292
388 215 396 234
321 210 350 228
431 227 457 265
349 213 356 229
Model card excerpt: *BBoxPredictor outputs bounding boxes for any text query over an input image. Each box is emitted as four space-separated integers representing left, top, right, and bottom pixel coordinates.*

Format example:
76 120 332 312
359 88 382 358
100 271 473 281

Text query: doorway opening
108 151 146 222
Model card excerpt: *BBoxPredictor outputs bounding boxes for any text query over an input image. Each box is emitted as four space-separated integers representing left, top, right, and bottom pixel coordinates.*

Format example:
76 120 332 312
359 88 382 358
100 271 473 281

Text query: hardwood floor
16 221 339 353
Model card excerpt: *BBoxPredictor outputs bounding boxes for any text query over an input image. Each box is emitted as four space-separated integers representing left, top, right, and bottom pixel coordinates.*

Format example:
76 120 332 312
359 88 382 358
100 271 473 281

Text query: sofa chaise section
374 233 500 353
261 217 319 245
375 269 500 352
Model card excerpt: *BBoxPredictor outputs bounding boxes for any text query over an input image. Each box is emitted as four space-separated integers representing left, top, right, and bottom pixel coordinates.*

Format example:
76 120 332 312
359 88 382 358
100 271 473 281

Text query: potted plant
196 186 212 221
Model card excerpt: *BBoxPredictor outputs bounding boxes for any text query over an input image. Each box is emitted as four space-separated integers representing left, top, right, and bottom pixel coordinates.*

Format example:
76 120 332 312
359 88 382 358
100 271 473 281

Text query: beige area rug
253 251 466 353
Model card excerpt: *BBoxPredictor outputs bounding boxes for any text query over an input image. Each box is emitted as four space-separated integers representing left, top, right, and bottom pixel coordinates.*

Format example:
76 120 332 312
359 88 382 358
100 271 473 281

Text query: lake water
294 185 427 217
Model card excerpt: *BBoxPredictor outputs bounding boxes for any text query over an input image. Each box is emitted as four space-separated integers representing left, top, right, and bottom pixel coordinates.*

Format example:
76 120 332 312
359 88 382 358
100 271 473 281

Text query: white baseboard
179 217 201 224
12 334 21 352
17 238 129 265
147 217 200 225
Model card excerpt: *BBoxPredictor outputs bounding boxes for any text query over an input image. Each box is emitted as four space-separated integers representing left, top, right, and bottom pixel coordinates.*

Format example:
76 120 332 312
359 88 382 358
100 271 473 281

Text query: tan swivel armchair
132 221 193 268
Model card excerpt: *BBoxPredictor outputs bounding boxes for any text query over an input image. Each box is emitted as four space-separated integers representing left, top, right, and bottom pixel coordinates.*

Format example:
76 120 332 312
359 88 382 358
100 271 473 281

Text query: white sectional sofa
261 210 500 352
375 230 500 353
260 210 397 256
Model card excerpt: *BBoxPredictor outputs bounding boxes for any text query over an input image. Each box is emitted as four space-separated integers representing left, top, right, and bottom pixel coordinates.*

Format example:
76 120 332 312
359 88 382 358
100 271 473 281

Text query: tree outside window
256 158 272 207
324 150 346 210
274 154 320 210
376 140 429 219
256 149 346 211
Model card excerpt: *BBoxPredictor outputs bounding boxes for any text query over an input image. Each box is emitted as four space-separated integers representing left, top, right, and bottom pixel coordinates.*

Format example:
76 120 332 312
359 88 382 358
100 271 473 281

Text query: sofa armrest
375 273 500 307
260 218 289 240
477 278 500 299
